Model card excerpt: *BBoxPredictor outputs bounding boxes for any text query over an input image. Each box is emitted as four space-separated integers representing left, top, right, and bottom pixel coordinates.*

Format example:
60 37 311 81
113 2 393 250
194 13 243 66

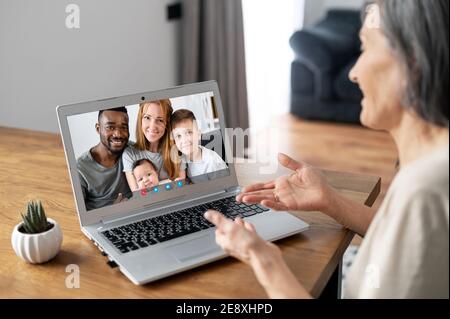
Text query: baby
132 158 159 190
171 109 227 180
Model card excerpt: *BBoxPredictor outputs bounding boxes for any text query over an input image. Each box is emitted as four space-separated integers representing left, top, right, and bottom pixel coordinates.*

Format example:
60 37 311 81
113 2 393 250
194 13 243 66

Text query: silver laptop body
56 80 309 285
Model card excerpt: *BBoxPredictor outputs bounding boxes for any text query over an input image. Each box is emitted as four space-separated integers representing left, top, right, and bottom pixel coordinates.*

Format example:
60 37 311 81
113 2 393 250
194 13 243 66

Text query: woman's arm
122 147 139 192
175 169 186 181
324 191 376 237
249 242 312 298
125 171 139 192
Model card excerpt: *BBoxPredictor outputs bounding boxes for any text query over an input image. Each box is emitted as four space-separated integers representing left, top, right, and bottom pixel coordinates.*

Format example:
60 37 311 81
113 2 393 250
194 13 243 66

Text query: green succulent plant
20 201 52 234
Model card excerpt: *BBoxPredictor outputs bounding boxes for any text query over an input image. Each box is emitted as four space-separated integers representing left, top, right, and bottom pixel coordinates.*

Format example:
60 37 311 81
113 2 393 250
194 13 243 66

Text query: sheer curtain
242 0 304 132
180 0 249 131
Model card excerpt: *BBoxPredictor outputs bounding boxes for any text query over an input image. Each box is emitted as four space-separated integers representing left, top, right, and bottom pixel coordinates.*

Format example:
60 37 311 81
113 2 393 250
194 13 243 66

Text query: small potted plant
11 200 63 264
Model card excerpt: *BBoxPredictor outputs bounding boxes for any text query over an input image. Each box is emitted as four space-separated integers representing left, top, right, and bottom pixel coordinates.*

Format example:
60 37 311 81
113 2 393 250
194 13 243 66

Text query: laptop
56 80 309 285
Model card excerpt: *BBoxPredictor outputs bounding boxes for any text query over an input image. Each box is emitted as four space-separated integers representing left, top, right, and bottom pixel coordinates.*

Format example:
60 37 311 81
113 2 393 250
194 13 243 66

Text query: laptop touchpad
166 233 221 263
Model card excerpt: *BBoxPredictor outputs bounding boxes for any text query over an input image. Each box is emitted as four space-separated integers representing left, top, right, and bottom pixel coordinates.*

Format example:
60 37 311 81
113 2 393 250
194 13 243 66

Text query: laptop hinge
100 189 227 226
226 185 241 193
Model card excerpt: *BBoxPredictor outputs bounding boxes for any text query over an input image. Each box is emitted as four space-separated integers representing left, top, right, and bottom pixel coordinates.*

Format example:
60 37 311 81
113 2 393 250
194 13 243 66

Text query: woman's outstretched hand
236 153 335 213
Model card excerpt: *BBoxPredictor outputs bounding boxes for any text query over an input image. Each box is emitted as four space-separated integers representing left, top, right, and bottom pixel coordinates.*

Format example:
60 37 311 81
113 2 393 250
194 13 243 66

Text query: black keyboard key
224 209 239 217
243 211 257 217
116 242 135 252
156 228 196 243
136 241 149 248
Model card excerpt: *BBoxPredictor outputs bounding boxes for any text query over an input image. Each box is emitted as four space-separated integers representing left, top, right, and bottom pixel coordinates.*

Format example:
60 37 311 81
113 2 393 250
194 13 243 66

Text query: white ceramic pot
11 218 63 264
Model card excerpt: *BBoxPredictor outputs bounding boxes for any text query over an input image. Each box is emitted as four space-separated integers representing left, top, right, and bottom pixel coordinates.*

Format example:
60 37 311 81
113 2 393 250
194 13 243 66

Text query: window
243 0 304 132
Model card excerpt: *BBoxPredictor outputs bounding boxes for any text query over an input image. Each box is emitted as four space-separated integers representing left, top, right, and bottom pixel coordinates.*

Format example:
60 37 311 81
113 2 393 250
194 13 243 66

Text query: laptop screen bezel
57 81 239 226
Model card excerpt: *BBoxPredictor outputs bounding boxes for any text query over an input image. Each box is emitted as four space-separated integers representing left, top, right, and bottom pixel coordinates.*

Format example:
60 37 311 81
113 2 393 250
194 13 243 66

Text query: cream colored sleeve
358 189 449 299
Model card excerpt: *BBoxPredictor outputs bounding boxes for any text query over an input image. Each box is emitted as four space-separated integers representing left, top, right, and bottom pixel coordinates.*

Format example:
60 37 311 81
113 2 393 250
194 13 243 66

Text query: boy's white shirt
180 146 227 178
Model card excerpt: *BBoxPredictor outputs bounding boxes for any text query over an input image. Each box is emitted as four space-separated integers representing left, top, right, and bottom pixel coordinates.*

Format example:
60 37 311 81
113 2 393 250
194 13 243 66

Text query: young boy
132 158 160 190
170 109 227 181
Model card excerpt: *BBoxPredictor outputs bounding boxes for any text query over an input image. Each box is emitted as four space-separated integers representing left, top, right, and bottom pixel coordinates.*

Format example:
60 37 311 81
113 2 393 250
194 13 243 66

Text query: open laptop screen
67 91 230 212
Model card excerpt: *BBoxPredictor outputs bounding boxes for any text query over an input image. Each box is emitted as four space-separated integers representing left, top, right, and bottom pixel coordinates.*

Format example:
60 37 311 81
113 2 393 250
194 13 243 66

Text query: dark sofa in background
290 9 363 123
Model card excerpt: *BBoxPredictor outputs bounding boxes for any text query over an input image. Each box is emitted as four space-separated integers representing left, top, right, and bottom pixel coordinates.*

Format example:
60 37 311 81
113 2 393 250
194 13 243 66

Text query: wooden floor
250 115 399 244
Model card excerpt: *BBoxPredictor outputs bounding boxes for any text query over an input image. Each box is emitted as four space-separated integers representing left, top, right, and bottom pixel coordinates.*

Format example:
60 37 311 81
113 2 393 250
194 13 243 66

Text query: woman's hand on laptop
236 153 336 213
204 210 311 298
204 210 272 265
203 211 284 287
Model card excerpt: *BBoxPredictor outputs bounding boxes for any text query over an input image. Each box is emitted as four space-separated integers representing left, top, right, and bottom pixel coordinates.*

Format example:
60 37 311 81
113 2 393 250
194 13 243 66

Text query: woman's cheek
360 106 372 127
158 126 166 138
360 95 378 128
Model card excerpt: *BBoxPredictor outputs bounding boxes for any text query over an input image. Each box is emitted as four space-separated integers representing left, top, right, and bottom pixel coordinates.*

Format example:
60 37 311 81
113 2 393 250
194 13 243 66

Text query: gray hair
366 0 449 127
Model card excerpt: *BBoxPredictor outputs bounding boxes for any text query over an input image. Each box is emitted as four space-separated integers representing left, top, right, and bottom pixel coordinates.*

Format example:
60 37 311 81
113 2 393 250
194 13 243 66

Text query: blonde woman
122 99 180 191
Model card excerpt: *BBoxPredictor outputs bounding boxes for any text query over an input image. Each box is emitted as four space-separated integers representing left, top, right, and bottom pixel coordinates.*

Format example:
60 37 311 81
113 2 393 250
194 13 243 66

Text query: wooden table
0 126 380 298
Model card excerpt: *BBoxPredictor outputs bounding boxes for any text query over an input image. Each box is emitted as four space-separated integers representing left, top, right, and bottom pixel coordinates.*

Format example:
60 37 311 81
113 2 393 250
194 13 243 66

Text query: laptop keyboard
101 196 270 254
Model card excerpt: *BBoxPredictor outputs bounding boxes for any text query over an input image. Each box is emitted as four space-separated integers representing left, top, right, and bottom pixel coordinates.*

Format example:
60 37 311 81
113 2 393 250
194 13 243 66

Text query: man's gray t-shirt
77 150 131 211
122 145 169 180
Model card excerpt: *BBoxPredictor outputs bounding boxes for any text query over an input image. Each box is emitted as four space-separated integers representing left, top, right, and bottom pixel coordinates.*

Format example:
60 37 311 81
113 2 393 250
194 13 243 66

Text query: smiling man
77 107 132 211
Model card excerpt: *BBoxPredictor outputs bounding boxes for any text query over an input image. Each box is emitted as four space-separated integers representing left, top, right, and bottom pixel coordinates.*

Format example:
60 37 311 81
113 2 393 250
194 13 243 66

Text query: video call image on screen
67 92 229 211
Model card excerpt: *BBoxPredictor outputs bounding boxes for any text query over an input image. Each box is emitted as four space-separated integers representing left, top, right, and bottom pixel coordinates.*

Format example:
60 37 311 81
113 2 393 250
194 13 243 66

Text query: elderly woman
205 0 449 298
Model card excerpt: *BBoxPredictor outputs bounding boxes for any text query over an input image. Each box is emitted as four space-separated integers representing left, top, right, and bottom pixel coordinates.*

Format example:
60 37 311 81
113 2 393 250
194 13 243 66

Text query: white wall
171 91 216 133
0 0 180 133
303 0 365 26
